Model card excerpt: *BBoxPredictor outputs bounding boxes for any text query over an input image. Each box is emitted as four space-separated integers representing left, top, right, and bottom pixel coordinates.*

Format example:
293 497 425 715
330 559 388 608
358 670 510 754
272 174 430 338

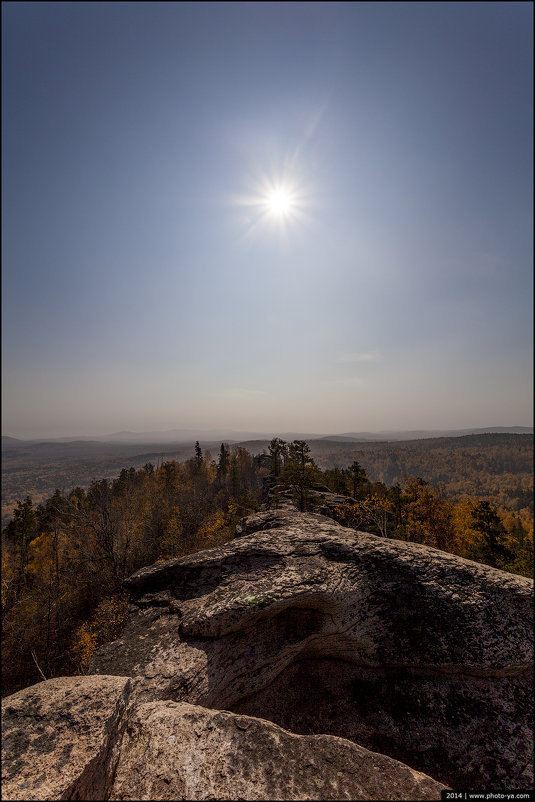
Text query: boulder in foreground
1 678 447 800
111 700 447 800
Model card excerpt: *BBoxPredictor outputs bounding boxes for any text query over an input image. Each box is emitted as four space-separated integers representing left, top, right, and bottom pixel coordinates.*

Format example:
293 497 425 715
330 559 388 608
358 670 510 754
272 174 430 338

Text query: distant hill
83 429 327 444
2 429 324 447
332 427 533 442
313 435 377 443
3 426 532 451
1 436 30 449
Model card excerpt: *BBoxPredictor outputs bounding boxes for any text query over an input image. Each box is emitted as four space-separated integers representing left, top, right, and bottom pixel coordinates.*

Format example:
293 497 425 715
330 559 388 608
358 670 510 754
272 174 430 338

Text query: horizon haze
2 424 532 446
2 2 533 440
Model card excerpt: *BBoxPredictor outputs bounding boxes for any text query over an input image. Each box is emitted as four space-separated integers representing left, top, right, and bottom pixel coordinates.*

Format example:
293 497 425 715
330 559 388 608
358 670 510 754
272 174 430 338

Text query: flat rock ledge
2 676 447 801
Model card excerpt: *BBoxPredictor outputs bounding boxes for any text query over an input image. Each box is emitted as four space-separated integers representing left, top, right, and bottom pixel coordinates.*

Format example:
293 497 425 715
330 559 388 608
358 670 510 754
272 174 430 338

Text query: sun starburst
232 167 313 239
265 186 294 217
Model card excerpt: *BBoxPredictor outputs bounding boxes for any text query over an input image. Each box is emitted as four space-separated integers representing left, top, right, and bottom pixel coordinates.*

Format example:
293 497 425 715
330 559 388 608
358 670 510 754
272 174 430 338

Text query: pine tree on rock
283 440 316 512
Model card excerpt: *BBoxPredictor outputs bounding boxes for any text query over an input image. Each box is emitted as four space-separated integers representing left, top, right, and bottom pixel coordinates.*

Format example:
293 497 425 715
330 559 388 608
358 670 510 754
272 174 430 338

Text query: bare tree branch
31 650 47 682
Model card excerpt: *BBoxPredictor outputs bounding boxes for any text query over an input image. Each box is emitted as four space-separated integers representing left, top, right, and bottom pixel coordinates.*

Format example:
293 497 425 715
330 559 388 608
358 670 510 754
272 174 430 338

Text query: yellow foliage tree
336 494 393 537
197 510 229 548
451 498 478 558
72 594 128 673
158 507 182 559
72 622 97 673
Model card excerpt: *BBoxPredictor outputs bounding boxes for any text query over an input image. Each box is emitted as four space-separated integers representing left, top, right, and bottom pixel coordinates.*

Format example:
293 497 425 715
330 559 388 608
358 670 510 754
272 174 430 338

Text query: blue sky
2 1 533 438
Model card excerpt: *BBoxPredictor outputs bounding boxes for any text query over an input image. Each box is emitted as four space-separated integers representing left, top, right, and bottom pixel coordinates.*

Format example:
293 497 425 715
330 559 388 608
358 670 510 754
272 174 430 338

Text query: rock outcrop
264 479 354 521
91 507 533 790
2 505 533 799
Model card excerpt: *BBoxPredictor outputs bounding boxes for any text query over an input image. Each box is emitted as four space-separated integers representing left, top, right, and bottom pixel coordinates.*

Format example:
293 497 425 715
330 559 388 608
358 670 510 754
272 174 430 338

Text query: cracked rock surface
111 701 447 800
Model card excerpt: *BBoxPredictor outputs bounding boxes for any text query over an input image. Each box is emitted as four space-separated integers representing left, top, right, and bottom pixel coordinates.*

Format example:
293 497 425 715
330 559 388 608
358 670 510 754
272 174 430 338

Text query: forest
2 433 532 528
2 438 533 698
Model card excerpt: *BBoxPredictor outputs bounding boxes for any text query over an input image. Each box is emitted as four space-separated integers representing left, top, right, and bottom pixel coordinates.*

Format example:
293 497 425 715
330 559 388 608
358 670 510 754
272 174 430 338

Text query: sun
233 167 313 237
266 187 293 216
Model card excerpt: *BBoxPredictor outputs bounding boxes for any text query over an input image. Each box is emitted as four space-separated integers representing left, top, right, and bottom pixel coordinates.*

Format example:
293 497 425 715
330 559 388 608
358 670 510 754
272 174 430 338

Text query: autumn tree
34 489 75 674
194 441 203 474
401 477 454 551
216 442 230 483
504 513 533 577
72 594 128 674
84 479 123 585
336 494 393 537
388 483 404 535
3 496 38 588
323 467 348 495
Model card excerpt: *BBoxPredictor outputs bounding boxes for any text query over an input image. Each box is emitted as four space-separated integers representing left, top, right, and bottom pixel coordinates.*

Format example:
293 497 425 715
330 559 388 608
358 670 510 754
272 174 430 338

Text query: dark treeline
2 439 533 697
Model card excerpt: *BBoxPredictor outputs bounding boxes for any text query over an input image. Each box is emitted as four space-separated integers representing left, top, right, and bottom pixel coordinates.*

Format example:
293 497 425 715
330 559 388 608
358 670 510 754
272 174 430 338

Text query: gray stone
90 506 533 789
111 701 447 800
1 679 447 801
1 675 131 801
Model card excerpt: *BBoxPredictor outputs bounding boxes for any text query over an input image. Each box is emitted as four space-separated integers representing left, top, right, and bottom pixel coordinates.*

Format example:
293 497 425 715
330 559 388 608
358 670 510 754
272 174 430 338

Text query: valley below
2 432 533 528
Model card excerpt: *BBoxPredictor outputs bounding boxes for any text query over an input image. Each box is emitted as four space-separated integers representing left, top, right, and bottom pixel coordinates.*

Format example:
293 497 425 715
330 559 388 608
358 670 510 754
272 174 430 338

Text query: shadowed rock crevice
228 656 531 789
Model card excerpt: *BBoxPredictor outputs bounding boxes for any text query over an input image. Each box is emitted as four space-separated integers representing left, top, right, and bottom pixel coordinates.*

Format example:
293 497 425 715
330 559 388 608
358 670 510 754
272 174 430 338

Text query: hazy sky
2 1 533 439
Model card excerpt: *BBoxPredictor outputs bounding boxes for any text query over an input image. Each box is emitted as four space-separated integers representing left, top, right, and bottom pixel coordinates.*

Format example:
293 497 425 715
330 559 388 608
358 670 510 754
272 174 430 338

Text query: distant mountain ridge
2 436 25 448
329 426 534 442
1 429 323 447
2 425 532 450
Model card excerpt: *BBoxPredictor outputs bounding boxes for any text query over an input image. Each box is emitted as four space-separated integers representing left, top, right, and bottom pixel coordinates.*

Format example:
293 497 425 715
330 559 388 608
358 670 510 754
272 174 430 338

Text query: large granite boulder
90 507 533 790
111 701 447 800
2 678 447 800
